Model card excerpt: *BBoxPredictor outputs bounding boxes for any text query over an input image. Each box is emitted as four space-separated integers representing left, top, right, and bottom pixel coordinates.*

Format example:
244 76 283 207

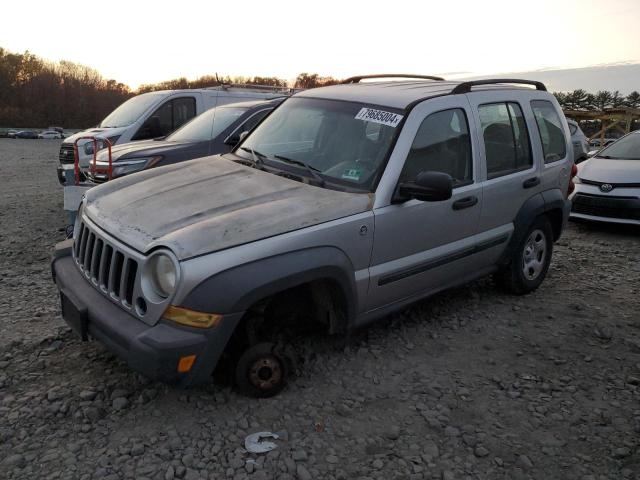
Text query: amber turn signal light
178 354 197 373
163 305 222 329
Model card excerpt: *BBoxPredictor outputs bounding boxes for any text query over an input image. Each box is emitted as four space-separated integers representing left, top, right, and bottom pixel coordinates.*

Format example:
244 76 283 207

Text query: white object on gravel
244 432 279 453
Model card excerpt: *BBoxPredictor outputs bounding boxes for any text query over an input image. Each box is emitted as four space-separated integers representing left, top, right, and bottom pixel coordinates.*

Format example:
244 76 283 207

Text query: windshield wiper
273 155 325 187
239 147 268 169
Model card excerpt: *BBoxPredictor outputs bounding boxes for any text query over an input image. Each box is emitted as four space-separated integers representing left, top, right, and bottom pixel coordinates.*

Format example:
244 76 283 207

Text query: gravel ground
1 138 639 480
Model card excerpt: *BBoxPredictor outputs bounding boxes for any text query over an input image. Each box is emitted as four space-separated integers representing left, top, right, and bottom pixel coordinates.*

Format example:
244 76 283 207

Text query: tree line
2 47 639 129
137 72 339 93
553 89 640 111
0 48 131 128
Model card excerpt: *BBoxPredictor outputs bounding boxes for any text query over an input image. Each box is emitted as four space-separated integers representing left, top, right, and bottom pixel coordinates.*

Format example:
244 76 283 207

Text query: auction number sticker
355 108 403 127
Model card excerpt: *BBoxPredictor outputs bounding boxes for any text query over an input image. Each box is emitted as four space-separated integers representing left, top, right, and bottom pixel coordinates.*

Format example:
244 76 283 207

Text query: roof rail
451 79 547 94
210 83 301 94
341 74 445 84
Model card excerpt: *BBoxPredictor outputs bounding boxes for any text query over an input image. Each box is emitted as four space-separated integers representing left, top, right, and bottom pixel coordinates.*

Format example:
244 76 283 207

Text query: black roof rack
451 79 546 94
342 74 445 84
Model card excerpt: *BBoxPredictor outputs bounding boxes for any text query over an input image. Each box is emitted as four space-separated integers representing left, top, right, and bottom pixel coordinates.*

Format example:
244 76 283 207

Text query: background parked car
570 130 640 225
38 130 63 139
15 130 38 139
57 85 294 186
7 129 18 138
567 119 589 163
83 98 284 183
589 137 617 148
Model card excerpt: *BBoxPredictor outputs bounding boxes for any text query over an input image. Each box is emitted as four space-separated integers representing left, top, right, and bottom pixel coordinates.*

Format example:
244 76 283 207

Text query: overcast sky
1 0 639 91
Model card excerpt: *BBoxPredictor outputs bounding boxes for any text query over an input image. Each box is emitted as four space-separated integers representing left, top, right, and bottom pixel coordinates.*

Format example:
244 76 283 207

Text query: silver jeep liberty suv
52 74 574 397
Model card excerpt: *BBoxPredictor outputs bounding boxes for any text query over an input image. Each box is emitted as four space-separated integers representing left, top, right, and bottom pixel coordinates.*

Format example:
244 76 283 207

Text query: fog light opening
135 297 147 316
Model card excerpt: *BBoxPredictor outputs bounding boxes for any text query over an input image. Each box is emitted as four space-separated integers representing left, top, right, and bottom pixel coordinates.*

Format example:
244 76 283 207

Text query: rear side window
478 102 532 179
531 100 567 163
400 108 472 187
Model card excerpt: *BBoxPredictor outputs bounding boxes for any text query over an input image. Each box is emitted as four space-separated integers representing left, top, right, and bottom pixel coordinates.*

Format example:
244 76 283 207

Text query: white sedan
570 131 640 225
38 131 63 139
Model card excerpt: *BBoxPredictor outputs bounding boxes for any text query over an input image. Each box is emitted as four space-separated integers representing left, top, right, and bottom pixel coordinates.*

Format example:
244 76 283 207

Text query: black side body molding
378 234 509 286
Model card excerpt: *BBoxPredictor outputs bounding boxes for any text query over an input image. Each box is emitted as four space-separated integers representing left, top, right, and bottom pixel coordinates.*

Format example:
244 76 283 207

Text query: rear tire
495 216 553 295
235 342 288 398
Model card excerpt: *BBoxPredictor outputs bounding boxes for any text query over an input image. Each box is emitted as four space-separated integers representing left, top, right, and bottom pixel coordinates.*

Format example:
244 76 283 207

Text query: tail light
567 163 578 196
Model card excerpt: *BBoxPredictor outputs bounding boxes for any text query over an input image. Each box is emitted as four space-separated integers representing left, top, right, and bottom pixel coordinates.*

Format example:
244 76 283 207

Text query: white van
57 85 293 184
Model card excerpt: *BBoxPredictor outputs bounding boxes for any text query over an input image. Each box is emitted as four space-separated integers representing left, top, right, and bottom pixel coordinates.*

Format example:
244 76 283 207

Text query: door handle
523 177 540 189
452 196 478 210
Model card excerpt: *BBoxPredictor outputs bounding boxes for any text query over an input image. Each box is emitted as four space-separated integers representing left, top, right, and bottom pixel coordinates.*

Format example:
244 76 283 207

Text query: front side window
167 106 247 143
173 97 196 130
399 108 472 186
479 102 532 178
237 97 400 190
531 100 567 163
133 97 196 140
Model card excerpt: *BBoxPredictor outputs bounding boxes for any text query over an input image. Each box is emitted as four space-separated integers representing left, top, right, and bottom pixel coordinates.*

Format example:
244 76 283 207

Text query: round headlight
148 253 177 298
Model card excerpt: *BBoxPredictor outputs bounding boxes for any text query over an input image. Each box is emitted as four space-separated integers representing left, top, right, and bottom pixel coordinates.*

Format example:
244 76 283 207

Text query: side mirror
398 171 453 202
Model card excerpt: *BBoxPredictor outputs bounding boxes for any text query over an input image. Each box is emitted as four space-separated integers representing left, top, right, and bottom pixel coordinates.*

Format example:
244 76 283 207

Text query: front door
366 97 483 312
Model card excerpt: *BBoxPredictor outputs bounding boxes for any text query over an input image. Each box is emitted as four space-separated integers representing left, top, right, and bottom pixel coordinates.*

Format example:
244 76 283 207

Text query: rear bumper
51 241 242 387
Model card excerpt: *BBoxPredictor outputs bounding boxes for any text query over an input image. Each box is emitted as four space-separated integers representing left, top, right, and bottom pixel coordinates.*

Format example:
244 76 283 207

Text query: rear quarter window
531 100 567 163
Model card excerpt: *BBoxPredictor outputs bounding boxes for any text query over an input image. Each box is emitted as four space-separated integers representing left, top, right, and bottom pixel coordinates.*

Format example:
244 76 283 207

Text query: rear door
366 96 483 312
466 91 542 266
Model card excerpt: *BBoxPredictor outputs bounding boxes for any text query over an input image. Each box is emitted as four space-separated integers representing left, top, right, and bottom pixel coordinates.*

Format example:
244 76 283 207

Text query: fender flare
180 246 358 322
499 189 569 266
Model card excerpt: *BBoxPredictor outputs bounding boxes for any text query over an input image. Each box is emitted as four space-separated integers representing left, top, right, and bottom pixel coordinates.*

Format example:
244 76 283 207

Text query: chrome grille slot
83 232 95 271
99 244 113 291
72 219 140 311
112 251 124 299
59 144 76 164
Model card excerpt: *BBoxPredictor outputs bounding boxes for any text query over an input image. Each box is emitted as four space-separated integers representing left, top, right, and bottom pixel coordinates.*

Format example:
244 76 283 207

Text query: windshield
597 133 640 160
167 106 247 143
237 97 401 190
99 92 166 128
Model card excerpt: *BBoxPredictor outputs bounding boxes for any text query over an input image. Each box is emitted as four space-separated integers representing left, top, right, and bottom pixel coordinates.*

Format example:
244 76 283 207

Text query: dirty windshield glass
237 97 402 190
167 107 247 143
99 92 166 128
596 133 640 160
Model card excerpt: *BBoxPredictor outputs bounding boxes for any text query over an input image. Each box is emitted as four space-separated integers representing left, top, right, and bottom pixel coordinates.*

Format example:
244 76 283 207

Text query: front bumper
51 240 243 387
570 186 640 225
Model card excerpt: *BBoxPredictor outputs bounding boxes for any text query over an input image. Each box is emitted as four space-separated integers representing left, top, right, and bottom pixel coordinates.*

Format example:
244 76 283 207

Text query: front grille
581 178 640 189
73 219 139 307
572 193 640 220
59 144 75 164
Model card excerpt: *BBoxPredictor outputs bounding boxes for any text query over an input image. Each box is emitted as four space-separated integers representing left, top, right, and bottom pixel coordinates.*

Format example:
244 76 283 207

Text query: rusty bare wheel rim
248 355 283 390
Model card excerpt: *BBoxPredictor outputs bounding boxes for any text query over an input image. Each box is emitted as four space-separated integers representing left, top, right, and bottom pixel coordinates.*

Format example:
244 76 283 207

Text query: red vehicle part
73 137 113 185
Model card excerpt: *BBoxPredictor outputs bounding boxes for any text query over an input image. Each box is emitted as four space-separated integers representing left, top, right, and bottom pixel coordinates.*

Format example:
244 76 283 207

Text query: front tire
495 216 553 295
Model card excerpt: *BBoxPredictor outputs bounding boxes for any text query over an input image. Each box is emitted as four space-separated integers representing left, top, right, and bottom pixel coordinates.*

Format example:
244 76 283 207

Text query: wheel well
237 278 349 344
545 208 564 241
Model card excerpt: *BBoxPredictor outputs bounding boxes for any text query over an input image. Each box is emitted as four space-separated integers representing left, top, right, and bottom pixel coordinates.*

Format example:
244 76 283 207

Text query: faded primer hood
579 157 640 184
83 156 372 260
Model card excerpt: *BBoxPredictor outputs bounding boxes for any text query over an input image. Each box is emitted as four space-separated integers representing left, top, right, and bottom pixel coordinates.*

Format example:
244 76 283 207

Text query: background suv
83 99 283 183
52 76 573 397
